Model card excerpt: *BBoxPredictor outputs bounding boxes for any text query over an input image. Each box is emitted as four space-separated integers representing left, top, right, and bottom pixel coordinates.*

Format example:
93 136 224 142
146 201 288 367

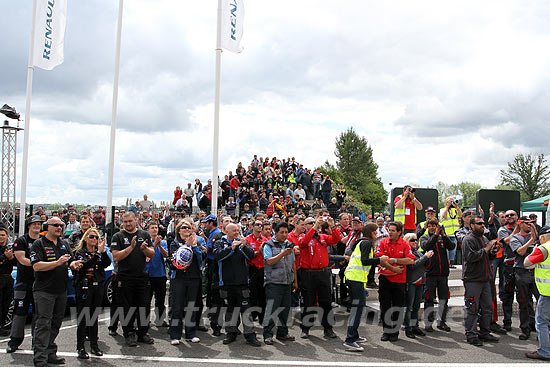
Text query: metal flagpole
106 0 124 225
19 0 38 235
211 0 223 216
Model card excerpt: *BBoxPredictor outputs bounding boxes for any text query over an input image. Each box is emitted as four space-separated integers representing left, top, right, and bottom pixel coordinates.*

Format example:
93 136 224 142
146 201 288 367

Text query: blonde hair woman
74 228 111 359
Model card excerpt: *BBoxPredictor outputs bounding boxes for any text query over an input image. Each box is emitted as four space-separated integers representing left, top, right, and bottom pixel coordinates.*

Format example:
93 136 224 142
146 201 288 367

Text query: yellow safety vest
440 208 460 236
394 194 416 225
288 173 296 184
344 240 373 283
535 242 550 297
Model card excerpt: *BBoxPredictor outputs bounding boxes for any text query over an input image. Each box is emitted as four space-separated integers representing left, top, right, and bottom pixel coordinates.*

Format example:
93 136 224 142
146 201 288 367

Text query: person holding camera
510 216 540 340
394 185 423 235
440 197 463 267
419 219 455 332
461 215 500 346
73 228 111 359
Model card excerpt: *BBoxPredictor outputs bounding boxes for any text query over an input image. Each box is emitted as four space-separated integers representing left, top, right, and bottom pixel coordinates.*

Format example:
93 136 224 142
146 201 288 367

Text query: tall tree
500 153 550 201
334 127 386 209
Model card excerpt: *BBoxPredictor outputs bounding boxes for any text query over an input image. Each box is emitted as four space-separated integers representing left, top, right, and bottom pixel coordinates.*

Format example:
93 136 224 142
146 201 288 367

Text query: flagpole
19 0 38 235
211 0 223 216
106 0 124 225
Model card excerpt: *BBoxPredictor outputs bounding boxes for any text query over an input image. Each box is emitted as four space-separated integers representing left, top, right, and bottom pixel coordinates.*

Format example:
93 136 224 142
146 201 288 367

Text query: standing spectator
194 179 203 204
440 197 463 267
140 194 153 212
523 226 550 361
347 200 359 218
64 213 80 237
184 183 195 211
262 222 297 345
6 216 42 353
213 223 260 346
145 221 169 327
312 168 323 200
327 198 339 219
173 186 183 205
229 175 240 199
321 175 334 205
462 215 500 346
394 185 423 234
30 217 83 366
0 227 15 336
375 221 414 342
110 212 156 347
336 183 347 207
404 233 432 339
73 228 111 359
245 219 267 323
221 175 231 205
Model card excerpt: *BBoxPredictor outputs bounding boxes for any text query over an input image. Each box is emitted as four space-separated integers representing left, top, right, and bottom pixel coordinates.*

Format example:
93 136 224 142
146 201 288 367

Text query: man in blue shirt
202 215 223 336
145 221 169 327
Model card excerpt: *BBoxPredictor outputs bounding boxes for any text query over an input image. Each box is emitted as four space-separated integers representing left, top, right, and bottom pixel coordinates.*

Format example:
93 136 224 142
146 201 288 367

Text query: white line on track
0 349 535 367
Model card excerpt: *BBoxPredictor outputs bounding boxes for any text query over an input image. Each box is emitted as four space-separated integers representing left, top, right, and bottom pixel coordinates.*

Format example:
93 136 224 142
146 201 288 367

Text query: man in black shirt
0 227 15 336
6 216 43 352
30 217 83 367
110 212 155 347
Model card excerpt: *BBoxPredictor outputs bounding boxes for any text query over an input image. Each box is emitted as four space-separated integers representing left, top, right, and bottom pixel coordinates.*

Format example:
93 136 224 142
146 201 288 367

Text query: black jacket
462 232 492 283
74 248 111 285
213 236 254 286
420 233 455 277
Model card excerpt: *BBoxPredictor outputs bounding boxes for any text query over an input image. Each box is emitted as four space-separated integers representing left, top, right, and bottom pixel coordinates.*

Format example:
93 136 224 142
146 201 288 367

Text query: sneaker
6 344 17 353
137 334 154 344
343 341 364 352
77 349 89 360
355 336 368 343
437 322 451 332
264 337 274 345
186 337 200 343
412 327 426 336
366 281 378 289
425 325 434 333
223 334 237 345
125 334 138 347
300 330 309 339
519 332 530 340
467 337 483 347
479 333 499 342
246 337 261 347
389 333 399 342
525 351 550 361
405 329 416 339
276 335 296 342
170 339 180 345
490 323 507 335
324 328 337 339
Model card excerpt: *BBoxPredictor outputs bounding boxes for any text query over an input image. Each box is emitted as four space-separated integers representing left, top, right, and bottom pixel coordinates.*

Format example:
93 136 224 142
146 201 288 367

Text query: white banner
33 0 67 70
220 0 244 53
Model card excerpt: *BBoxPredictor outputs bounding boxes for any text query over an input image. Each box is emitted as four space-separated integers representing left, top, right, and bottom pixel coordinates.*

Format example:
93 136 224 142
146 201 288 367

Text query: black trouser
367 265 376 284
221 284 256 338
424 275 449 326
117 277 150 338
338 266 349 304
501 263 515 327
109 275 120 332
300 268 334 331
195 274 204 327
148 276 167 325
76 283 104 350
9 281 34 349
464 281 492 339
0 276 14 329
33 291 66 366
169 278 199 340
378 275 406 336
248 266 265 322
206 259 223 331
515 268 539 334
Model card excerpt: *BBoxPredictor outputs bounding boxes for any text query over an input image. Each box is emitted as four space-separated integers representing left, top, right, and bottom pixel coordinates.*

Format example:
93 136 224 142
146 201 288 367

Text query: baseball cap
518 216 534 224
352 216 362 223
27 215 43 226
425 206 436 212
201 214 217 223
539 226 550 236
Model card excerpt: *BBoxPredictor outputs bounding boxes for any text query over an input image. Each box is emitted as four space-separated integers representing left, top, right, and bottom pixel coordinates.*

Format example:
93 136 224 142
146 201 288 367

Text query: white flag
220 0 244 53
33 0 67 70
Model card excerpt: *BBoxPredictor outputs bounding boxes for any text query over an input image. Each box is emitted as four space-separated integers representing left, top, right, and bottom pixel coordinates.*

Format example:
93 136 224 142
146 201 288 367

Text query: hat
201 214 217 223
518 216 534 224
352 216 362 223
539 226 550 236
27 215 43 226
425 206 436 212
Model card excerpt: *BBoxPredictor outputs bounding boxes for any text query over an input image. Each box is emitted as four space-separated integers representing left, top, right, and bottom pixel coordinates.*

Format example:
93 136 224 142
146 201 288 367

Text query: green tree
334 127 386 209
500 153 550 201
432 181 482 208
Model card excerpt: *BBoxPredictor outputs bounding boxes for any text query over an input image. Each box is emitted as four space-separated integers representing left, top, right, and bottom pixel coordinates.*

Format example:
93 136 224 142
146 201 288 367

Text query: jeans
536 295 550 358
345 280 367 343
404 283 423 329
313 184 320 200
263 284 292 339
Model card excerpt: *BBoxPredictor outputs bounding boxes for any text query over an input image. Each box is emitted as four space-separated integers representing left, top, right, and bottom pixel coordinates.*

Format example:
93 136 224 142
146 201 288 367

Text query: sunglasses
410 238 418 242
88 235 99 240
180 226 192 230
49 223 63 228
505 214 516 218
473 222 486 226
305 222 314 225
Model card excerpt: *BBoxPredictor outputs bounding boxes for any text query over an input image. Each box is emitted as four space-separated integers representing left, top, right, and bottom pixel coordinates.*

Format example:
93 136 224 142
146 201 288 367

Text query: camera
409 187 416 193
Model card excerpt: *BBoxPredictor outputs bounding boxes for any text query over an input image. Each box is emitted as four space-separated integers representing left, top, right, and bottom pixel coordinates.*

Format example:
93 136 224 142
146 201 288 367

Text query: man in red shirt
394 185 423 234
246 219 268 323
287 217 305 307
297 216 342 339
375 221 415 341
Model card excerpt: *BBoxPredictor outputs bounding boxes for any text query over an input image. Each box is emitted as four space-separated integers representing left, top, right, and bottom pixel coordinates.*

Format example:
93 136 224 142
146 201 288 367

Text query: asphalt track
0 306 545 366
